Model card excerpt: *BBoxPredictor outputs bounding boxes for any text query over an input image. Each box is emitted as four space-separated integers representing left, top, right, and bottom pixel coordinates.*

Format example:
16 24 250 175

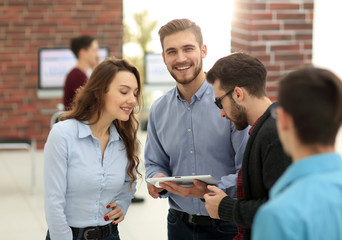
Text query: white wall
312 0 342 154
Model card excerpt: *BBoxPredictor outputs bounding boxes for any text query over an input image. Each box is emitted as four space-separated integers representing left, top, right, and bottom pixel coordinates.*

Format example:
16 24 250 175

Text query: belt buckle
84 227 98 240
188 214 195 224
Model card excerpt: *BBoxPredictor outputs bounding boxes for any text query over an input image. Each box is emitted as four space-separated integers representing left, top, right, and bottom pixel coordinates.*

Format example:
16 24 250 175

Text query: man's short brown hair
158 18 203 50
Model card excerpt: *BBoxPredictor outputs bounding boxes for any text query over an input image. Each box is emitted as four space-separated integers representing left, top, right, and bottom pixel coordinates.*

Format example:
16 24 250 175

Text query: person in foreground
203 52 291 240
44 57 142 240
144 19 249 240
63 35 99 110
252 66 342 240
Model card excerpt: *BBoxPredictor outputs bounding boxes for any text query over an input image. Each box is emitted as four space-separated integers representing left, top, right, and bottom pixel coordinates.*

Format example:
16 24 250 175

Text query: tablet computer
147 175 218 188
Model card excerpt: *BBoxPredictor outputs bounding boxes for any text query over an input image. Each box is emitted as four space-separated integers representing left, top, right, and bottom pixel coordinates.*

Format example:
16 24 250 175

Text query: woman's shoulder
55 118 78 127
51 118 80 135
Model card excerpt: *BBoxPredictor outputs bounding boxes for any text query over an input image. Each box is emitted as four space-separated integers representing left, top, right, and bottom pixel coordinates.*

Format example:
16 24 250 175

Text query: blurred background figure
63 35 99 110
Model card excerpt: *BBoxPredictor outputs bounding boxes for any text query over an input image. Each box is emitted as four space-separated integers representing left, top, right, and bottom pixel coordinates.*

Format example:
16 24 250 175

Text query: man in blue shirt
252 66 342 240
144 19 249 240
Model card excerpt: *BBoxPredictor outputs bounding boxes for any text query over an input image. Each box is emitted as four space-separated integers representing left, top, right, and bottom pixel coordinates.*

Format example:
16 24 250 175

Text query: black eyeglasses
214 83 248 109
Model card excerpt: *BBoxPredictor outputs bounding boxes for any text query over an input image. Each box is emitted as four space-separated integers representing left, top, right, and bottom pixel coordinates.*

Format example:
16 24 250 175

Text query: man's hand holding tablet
147 175 218 199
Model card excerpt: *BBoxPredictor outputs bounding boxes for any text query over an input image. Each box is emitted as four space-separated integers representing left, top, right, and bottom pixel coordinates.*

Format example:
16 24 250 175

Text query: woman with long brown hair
44 57 142 240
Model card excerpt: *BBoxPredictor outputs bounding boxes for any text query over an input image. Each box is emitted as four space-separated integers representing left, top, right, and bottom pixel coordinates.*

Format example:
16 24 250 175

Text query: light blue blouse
44 119 135 240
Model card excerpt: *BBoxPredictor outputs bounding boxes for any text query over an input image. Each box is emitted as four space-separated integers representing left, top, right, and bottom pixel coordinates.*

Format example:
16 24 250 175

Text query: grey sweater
218 103 292 240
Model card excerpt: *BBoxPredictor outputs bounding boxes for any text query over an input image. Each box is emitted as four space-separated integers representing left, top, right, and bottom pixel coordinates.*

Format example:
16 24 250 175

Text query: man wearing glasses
203 52 291 240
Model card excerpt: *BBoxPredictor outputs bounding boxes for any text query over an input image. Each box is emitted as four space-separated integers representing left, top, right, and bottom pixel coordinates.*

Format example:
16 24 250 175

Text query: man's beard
169 60 202 85
230 98 249 130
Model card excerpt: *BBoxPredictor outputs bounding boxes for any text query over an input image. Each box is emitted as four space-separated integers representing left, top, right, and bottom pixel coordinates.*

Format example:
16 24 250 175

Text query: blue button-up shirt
145 81 249 215
44 119 135 240
252 153 342 240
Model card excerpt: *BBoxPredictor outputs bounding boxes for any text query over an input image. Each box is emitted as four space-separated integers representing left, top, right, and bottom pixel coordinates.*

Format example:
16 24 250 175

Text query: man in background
63 35 99 110
252 66 342 240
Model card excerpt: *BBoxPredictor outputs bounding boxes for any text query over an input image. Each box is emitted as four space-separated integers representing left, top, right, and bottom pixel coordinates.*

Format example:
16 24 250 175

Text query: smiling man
203 52 291 240
144 19 249 240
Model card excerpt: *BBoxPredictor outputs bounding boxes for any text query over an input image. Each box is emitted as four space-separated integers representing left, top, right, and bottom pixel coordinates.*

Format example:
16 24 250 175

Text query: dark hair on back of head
278 66 342 145
70 35 95 58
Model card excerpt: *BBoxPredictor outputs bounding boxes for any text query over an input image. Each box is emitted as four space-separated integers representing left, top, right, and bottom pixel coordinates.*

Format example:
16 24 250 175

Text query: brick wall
231 0 314 100
0 0 123 149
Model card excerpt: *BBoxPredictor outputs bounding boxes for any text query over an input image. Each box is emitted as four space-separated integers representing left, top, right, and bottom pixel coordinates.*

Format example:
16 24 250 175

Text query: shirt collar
77 120 121 141
249 117 260 135
270 153 342 198
176 80 209 102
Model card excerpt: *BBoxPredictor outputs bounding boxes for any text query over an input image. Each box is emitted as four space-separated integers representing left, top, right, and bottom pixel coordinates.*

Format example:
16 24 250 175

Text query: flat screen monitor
144 53 174 85
37 47 109 98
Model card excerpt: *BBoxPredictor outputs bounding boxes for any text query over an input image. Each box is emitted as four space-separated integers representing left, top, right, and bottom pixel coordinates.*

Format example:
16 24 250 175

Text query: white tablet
147 175 218 188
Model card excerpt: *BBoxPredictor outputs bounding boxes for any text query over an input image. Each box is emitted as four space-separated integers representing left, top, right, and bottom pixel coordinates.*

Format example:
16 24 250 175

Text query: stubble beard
230 99 249 130
169 60 203 86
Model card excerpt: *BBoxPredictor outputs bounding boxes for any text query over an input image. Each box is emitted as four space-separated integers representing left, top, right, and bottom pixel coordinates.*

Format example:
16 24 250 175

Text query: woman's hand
104 202 124 225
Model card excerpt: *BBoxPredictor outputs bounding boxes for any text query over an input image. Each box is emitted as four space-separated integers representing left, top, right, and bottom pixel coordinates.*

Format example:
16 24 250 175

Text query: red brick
234 2 267 11
234 11 273 21
250 45 267 52
0 0 123 149
277 13 306 20
266 63 282 71
275 54 305 61
304 3 314 10
231 40 249 52
261 34 293 41
296 33 313 40
284 23 313 30
250 53 271 63
271 44 300 52
251 23 281 31
304 43 312 50
270 3 300 10
231 30 252 42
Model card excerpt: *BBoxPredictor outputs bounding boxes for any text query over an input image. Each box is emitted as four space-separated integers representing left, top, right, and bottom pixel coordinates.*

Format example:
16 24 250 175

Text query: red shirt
233 118 260 240
63 68 87 110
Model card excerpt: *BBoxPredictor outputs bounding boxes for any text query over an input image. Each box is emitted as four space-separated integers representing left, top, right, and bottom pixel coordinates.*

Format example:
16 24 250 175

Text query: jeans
167 209 238 240
45 225 120 240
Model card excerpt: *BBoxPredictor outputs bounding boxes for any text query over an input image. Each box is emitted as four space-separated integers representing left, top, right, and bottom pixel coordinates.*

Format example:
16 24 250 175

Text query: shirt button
190 150 193 154
187 107 191 111
188 129 191 132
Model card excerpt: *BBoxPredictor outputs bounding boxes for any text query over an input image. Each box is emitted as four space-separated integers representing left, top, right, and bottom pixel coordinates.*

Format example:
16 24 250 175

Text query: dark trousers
167 208 238 240
45 224 120 240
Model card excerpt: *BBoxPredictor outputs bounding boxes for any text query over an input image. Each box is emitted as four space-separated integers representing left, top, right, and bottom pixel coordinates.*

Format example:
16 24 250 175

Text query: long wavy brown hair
60 57 142 188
